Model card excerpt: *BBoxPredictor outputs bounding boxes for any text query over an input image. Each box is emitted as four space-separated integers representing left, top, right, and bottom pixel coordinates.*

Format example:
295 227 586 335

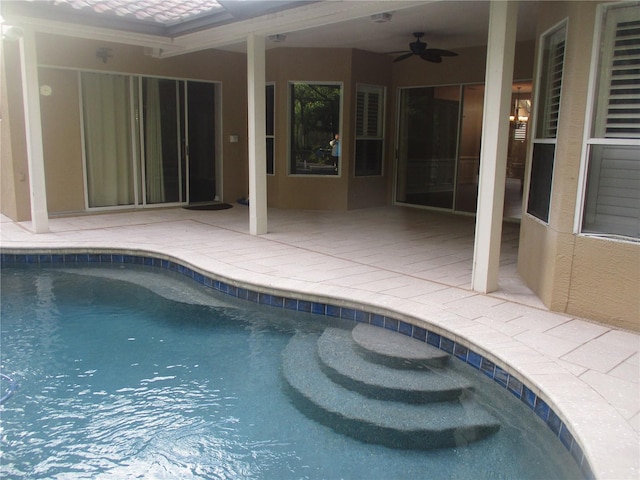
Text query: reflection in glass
289 83 341 175
142 78 181 204
396 86 460 208
455 85 484 213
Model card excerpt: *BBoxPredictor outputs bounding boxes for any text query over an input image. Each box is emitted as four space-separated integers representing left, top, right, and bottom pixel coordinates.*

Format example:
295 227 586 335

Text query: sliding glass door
82 73 135 208
141 77 182 205
187 81 217 203
395 86 460 209
395 83 530 218
455 85 484 213
81 73 217 209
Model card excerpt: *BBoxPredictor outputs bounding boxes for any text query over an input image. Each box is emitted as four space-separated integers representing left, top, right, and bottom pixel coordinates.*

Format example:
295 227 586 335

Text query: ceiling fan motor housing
410 39 427 54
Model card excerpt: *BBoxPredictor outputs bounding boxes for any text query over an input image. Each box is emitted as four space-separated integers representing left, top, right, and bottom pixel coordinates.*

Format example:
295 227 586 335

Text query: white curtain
144 78 165 204
82 73 133 207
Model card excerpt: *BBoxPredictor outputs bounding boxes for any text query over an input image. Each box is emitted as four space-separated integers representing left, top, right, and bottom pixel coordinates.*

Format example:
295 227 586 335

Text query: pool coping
1 247 600 479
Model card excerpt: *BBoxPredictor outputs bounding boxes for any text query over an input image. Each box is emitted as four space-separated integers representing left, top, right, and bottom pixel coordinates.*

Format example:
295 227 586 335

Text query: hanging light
510 87 529 128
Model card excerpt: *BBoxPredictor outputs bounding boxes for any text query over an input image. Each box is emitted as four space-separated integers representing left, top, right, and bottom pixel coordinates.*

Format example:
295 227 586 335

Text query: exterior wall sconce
96 47 112 63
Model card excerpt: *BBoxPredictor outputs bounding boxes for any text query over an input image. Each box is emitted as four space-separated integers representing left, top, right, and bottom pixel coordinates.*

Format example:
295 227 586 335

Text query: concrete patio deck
1 205 638 479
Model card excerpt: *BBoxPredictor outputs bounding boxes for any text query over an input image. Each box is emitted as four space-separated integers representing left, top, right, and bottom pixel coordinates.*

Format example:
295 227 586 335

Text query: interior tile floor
1 205 638 479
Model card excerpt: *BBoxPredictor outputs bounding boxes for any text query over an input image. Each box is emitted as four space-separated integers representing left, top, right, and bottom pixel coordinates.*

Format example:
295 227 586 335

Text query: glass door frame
81 71 221 211
393 84 464 212
392 81 531 219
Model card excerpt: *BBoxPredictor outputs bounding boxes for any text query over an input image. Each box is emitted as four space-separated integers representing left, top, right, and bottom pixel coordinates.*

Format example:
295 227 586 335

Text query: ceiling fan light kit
389 32 458 63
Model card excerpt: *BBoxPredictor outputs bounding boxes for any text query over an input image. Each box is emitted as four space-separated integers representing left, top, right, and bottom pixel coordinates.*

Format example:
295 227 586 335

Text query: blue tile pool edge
0 250 594 480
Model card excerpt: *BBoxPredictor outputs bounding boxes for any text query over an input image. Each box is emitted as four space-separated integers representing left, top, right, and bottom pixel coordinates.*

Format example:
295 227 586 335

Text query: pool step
352 323 450 369
317 327 471 403
282 331 500 450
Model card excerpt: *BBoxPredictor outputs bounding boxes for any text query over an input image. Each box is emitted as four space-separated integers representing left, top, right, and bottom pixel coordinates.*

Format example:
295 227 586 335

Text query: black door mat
183 203 233 211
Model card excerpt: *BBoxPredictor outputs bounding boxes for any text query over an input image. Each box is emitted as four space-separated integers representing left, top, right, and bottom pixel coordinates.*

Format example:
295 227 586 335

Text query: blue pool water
0 264 583 479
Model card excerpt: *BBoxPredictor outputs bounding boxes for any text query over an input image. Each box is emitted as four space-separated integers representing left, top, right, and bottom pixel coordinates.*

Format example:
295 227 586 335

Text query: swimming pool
0 260 585 479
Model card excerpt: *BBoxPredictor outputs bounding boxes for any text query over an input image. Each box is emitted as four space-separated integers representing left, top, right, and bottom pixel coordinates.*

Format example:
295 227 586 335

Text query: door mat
183 203 233 211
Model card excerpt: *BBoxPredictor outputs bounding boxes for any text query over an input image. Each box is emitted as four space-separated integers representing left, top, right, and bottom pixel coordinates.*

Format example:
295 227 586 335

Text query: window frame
525 19 568 225
266 82 275 176
575 1 640 239
354 83 386 177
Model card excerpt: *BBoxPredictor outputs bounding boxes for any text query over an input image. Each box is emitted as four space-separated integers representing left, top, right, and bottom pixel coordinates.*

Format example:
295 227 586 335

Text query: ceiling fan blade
425 48 458 57
420 52 443 63
393 52 415 63
386 50 409 55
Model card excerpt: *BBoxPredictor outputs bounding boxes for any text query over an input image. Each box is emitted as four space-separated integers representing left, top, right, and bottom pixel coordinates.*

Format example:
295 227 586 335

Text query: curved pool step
282 333 500 450
317 327 471 403
352 323 450 369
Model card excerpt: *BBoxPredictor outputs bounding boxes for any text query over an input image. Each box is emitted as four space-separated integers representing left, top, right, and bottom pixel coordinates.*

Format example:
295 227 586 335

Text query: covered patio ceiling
2 0 540 58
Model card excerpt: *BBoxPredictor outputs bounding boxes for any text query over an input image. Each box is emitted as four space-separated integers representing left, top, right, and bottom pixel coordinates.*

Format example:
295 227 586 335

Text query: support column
246 33 267 235
18 27 49 233
471 0 517 293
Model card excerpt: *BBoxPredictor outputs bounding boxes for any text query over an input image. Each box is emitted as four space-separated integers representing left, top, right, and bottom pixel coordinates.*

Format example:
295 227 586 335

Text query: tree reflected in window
289 83 341 175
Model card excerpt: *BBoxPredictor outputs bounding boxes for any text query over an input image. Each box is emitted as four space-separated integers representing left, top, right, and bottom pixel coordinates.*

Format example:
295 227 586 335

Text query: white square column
246 33 268 235
18 27 49 233
471 1 517 293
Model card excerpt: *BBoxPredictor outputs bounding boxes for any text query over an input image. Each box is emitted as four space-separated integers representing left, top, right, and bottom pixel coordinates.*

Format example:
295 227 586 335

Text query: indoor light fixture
96 47 112 63
510 87 529 128
371 12 392 23
267 34 286 43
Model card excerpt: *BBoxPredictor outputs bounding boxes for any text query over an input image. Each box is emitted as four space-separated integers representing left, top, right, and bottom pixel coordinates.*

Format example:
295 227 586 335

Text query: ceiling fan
389 32 458 63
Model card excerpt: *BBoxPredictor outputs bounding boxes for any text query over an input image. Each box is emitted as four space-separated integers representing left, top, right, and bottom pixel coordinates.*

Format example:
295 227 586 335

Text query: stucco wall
38 68 84 213
518 1 640 331
347 49 393 210
570 236 640 331
1 40 31 221
266 47 352 210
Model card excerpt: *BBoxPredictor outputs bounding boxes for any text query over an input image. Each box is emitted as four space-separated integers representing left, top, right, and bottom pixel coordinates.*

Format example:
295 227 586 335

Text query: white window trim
266 82 276 176
574 1 640 236
524 18 568 225
354 83 386 177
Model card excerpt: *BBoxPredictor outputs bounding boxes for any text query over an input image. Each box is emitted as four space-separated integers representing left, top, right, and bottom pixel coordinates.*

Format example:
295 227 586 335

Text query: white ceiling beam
3 15 184 55
158 1 428 58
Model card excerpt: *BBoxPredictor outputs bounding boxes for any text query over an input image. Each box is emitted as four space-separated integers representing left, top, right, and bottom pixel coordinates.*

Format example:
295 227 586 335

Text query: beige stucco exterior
517 1 640 331
1 1 638 331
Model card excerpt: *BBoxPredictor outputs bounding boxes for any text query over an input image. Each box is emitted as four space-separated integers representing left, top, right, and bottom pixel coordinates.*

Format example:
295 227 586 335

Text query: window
266 83 275 175
582 2 640 239
527 21 567 223
355 85 385 176
289 83 341 175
